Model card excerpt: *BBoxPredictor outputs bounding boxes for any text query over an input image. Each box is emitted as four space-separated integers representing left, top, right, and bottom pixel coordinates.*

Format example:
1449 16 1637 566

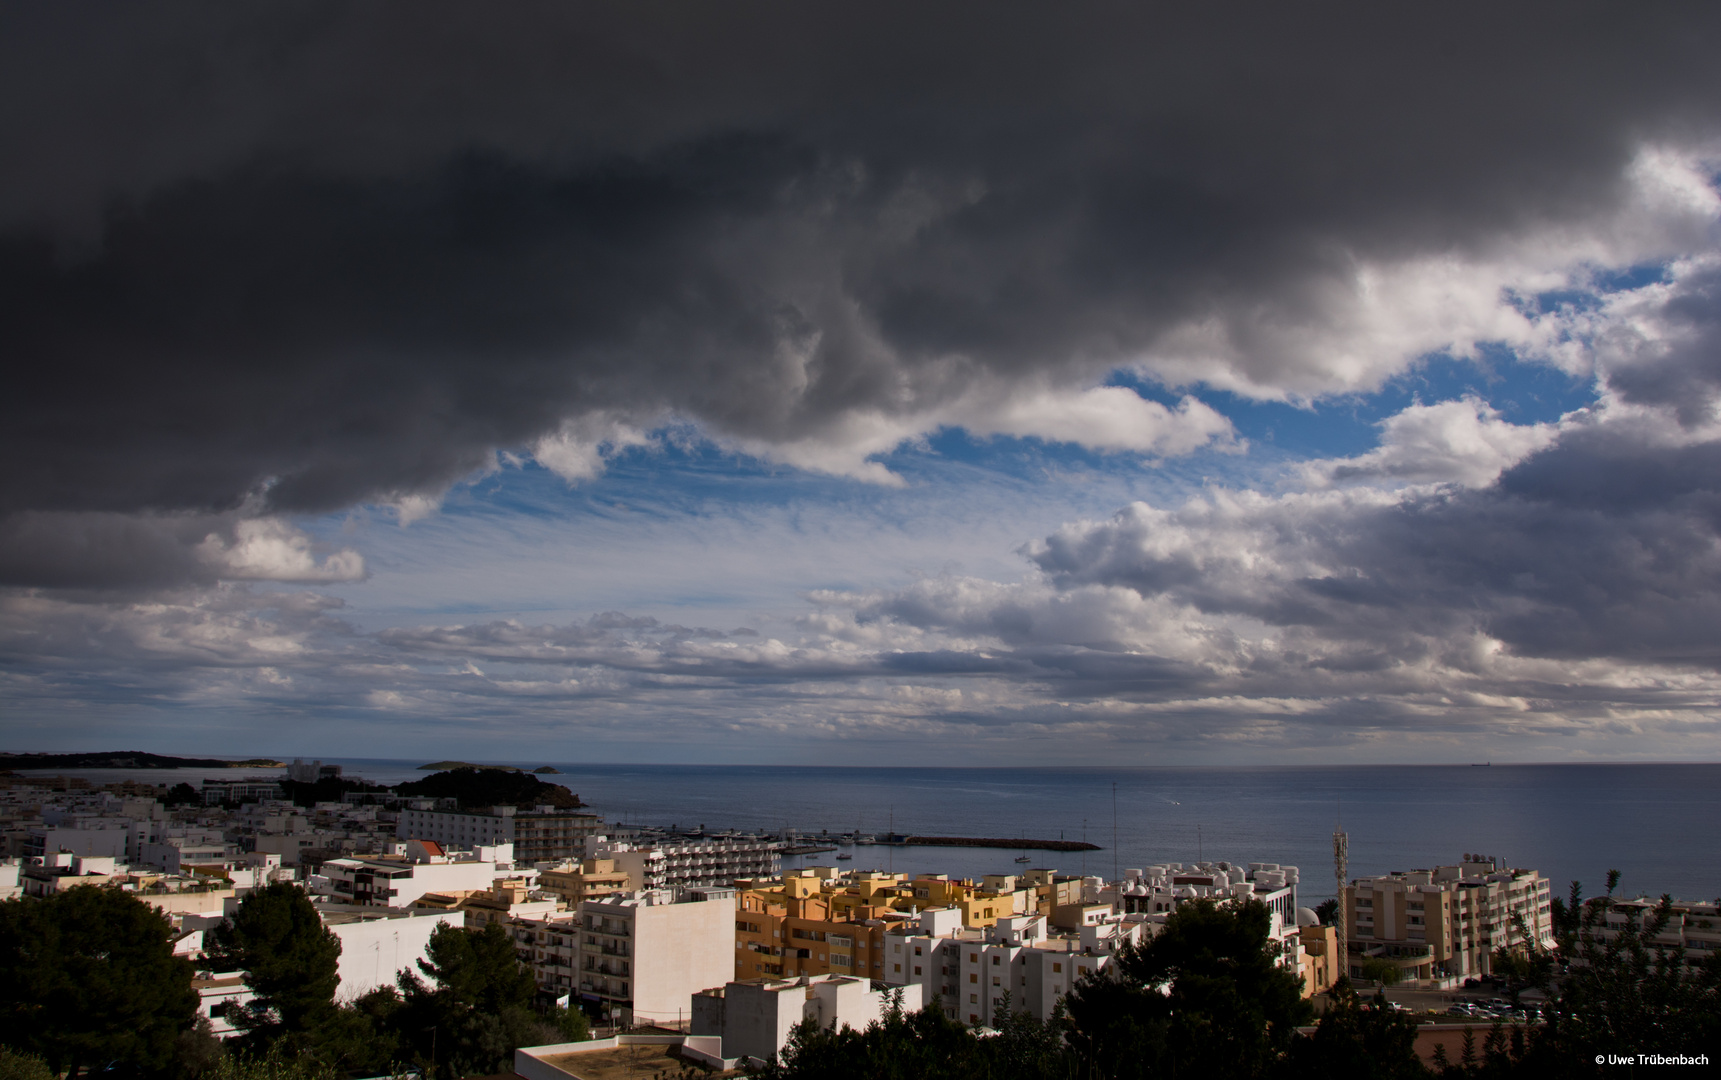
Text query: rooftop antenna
1333 799 1349 981
1112 782 1119 885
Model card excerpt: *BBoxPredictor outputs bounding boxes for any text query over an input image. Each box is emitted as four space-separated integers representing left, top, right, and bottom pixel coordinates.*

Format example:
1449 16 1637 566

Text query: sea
17 760 1719 908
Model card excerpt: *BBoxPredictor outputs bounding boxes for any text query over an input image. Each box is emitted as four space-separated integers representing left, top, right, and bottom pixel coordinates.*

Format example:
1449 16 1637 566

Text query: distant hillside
394 767 584 810
417 760 520 772
0 751 269 770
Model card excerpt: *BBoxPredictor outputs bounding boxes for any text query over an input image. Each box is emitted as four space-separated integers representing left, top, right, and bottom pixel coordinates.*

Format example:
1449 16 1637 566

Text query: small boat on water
836 853 853 861
1015 855 1032 864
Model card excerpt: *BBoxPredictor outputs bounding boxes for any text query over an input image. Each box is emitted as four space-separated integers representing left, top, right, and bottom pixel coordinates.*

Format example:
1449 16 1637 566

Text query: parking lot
1378 983 1547 1020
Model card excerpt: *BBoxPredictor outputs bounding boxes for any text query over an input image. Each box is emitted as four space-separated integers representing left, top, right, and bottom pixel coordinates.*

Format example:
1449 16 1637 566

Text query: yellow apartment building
736 870 921 981
539 857 633 905
1344 855 1552 984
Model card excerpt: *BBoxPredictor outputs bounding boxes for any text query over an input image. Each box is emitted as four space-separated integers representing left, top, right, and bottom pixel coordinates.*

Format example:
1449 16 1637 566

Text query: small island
533 765 561 774
416 760 520 772
397 767 584 809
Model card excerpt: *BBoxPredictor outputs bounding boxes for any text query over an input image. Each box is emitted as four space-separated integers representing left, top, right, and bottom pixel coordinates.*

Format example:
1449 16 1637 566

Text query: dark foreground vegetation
0 883 583 1079
1 871 1715 1078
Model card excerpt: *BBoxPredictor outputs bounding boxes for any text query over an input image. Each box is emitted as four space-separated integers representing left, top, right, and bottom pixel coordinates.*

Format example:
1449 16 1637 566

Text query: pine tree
0 886 197 1077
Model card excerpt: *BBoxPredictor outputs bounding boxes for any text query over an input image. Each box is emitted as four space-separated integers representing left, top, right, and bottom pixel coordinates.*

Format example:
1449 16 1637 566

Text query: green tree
203 1046 341 1080
206 882 342 1046
1357 957 1404 987
393 923 557 1079
1522 871 1721 1073
392 767 581 810
1278 979 1429 1080
0 886 198 1077
413 921 537 1014
0 1046 54 1080
1313 899 1340 926
1063 898 1313 1080
164 781 202 806
753 1004 988 1080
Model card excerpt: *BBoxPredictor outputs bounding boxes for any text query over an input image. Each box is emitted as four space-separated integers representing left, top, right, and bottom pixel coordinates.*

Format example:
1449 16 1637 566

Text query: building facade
883 908 1149 1028
572 888 737 1026
396 805 602 866
602 838 781 891
1343 855 1553 983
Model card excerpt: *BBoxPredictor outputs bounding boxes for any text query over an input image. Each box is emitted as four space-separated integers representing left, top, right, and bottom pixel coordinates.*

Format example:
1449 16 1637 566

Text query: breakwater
902 835 1100 852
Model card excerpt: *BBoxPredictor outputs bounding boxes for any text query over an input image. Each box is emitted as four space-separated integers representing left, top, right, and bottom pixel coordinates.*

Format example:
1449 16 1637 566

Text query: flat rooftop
537 1043 741 1079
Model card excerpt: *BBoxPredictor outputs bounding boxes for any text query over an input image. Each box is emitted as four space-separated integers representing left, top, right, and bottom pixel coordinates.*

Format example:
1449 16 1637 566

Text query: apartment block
601 837 780 891
1344 854 1553 984
512 912 583 998
396 805 603 867
735 870 915 982
572 887 737 1026
1584 896 1721 972
537 857 633 906
200 779 285 805
692 974 889 1064
883 908 1149 1028
313 842 521 909
1098 861 1305 982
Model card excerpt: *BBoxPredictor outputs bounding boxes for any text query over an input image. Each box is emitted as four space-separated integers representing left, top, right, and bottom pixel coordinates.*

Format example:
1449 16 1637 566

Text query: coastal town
1 761 1715 1077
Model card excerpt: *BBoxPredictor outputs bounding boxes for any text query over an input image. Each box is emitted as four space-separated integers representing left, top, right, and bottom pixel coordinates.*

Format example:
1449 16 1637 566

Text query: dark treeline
0 883 583 1079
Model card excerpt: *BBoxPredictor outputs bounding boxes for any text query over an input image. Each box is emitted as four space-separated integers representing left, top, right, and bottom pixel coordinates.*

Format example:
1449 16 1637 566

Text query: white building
1098 862 1304 978
23 820 131 860
313 843 518 909
575 887 737 1026
883 908 1151 1029
599 838 780 891
1587 896 1721 973
692 973 888 1064
286 759 343 784
324 908 464 1000
139 832 239 875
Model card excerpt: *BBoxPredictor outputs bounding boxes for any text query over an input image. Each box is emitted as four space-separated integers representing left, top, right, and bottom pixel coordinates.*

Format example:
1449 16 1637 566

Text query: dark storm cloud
4 0 1720 542
1602 263 1721 425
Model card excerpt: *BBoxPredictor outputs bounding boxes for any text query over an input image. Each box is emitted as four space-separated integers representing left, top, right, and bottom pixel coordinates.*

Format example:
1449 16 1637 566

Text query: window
1053 962 1062 973
893 963 901 973
914 966 921 975
992 956 1000 966
969 974 978 984
992 976 1000 986
969 995 977 1004
914 946 922 955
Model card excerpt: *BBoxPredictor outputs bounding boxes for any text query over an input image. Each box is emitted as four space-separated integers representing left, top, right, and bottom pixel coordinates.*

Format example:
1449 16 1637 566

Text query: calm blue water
27 761 1719 906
